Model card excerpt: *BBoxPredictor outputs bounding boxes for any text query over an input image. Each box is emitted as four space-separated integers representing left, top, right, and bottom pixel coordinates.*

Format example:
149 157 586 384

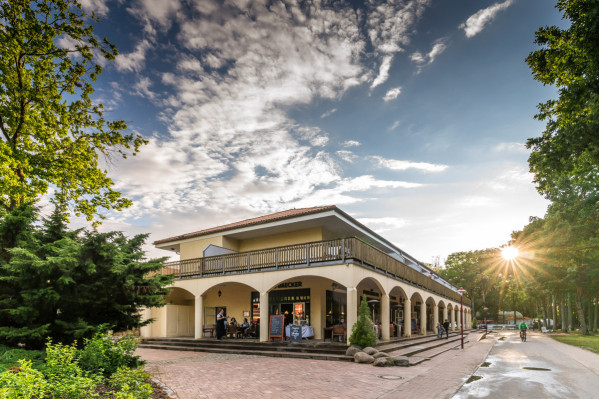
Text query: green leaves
0 0 146 224
0 205 173 349
526 0 599 202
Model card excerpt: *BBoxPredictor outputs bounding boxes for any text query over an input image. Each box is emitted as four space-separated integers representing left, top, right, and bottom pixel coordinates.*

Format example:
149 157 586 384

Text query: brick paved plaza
138 332 492 399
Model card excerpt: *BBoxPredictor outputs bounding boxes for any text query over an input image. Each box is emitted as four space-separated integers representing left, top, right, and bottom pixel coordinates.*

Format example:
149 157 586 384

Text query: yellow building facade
142 206 472 342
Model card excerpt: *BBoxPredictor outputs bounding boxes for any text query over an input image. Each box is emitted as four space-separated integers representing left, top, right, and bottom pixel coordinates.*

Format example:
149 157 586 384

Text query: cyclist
518 321 528 342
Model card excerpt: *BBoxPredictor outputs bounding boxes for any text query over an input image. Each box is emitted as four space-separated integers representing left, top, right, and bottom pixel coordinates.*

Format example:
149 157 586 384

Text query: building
141 205 471 341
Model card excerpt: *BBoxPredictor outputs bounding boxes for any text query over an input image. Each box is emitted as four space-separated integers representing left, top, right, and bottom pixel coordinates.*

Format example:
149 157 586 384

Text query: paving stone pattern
138 332 492 399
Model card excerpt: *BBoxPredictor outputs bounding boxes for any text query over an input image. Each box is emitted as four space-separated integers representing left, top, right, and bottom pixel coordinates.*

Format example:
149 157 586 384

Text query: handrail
160 237 470 305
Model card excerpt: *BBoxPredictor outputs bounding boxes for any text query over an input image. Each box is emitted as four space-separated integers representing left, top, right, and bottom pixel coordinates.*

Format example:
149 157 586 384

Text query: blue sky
72 0 564 264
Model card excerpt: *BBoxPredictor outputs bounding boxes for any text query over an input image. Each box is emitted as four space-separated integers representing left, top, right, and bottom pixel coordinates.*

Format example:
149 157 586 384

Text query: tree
0 0 146 224
0 205 173 348
526 0 599 201
348 295 377 348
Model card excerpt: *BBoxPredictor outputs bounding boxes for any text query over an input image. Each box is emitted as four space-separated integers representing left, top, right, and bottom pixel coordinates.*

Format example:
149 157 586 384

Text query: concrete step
140 338 348 355
138 343 353 362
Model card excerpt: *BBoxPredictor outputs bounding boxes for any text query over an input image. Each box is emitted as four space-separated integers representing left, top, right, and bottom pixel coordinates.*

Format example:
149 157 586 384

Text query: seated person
337 318 346 327
241 318 250 335
230 317 238 327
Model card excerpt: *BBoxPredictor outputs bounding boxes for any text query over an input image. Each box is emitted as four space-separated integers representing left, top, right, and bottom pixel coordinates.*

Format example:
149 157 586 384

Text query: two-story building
141 205 471 341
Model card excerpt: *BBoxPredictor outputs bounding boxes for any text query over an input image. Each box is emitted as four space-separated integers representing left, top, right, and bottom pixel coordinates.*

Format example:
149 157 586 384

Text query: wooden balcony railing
160 237 470 305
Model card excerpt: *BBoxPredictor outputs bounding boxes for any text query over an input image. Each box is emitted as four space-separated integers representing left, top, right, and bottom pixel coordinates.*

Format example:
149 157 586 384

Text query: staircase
139 330 476 364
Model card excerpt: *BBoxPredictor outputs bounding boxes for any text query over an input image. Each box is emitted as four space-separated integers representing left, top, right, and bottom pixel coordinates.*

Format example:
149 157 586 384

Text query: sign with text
269 315 284 341
289 324 302 343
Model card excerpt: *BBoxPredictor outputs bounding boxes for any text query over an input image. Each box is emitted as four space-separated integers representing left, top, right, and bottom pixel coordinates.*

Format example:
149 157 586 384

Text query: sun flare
501 246 519 261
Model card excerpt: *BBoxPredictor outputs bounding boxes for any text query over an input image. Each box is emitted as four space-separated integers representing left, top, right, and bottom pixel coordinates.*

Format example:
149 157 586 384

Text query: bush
0 359 47 399
0 346 45 371
110 367 153 399
44 340 100 399
472 317 478 329
79 330 142 377
348 295 378 348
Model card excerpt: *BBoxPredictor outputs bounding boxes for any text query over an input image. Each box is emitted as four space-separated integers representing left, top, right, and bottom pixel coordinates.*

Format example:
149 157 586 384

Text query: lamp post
484 306 488 335
458 288 466 349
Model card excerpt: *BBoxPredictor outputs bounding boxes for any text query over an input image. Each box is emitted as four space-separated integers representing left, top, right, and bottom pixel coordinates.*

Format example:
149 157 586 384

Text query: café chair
332 325 346 342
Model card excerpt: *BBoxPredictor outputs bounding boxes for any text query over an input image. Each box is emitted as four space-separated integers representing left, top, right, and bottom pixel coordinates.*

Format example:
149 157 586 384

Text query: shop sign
277 281 302 289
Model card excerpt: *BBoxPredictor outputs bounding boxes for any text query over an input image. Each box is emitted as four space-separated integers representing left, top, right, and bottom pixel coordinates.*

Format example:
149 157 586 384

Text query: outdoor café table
285 325 314 339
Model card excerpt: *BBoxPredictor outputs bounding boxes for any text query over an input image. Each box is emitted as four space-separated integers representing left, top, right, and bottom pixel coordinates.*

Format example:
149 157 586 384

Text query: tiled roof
153 205 337 245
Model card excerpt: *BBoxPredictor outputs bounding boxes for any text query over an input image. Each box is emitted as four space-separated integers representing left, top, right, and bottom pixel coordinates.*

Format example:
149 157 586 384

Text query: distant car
478 324 487 330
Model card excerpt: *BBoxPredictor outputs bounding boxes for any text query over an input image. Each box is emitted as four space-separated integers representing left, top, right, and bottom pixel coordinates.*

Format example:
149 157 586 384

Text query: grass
550 332 599 354
0 345 46 371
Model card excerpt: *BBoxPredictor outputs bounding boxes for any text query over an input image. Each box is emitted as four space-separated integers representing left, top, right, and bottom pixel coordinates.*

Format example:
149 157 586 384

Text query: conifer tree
0 205 173 348
349 295 377 347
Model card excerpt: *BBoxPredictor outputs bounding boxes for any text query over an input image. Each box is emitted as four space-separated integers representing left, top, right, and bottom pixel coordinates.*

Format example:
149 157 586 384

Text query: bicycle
520 329 527 342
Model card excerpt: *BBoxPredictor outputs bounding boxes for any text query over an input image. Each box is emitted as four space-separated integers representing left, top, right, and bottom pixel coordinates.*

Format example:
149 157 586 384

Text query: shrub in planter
348 295 377 348
471 317 478 329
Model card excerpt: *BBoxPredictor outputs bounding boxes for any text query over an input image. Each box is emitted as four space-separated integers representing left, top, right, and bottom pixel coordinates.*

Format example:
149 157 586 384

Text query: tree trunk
574 288 588 335
541 298 547 330
561 296 568 333
552 294 557 330
567 293 573 331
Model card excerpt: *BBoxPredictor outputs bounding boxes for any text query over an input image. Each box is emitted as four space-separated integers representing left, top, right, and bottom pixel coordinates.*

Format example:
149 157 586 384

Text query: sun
501 246 519 261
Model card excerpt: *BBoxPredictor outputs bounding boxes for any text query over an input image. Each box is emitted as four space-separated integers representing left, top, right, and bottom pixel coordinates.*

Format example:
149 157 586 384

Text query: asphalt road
452 330 599 399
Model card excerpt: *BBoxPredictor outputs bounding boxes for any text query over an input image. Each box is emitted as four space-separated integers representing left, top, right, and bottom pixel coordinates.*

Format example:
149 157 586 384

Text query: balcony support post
194 295 203 339
341 239 345 262
259 291 269 342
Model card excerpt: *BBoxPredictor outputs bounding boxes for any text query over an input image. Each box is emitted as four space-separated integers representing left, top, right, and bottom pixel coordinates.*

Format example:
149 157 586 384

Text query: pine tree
348 295 377 347
0 205 173 348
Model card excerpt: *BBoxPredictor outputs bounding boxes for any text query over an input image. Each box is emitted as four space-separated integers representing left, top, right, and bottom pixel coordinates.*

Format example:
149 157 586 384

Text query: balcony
160 237 469 305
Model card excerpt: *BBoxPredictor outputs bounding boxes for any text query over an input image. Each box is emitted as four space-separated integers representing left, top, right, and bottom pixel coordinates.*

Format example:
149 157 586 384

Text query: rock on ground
354 352 375 364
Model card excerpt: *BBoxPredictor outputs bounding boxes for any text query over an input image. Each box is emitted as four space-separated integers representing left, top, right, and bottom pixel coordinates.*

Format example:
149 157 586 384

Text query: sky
68 0 566 265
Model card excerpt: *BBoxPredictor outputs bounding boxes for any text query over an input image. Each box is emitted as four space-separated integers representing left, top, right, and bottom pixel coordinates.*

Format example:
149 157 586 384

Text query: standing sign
289 324 302 343
269 315 284 341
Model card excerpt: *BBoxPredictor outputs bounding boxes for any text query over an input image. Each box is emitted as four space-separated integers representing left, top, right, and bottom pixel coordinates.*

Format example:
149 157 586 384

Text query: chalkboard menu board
411 318 418 334
289 324 302 343
269 315 284 341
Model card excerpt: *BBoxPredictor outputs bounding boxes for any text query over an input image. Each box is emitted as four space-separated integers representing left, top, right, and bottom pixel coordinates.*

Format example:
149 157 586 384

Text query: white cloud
383 87 402 101
359 217 407 232
410 38 447 66
104 1 435 235
320 108 337 119
371 156 448 173
336 150 358 163
133 76 156 99
460 0 514 38
388 120 401 131
79 0 109 16
115 40 151 73
371 55 393 88
495 142 527 152
343 140 361 147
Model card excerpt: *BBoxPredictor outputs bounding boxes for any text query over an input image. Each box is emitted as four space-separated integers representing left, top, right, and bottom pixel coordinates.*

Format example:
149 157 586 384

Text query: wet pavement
453 331 599 399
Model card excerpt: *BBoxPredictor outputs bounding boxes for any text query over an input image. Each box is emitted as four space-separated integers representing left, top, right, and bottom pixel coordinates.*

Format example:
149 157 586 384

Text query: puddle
379 375 403 380
480 362 491 367
522 367 551 371
465 375 483 384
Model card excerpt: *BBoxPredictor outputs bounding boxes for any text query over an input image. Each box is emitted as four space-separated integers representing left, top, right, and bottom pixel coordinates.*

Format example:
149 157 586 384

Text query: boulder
391 356 409 367
373 357 394 367
346 346 362 357
363 346 378 355
354 352 375 364
373 352 390 358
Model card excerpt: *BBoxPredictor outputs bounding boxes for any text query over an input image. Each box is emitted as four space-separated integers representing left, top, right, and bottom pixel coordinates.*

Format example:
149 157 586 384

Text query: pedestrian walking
442 319 450 339
216 308 227 340
436 322 443 338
